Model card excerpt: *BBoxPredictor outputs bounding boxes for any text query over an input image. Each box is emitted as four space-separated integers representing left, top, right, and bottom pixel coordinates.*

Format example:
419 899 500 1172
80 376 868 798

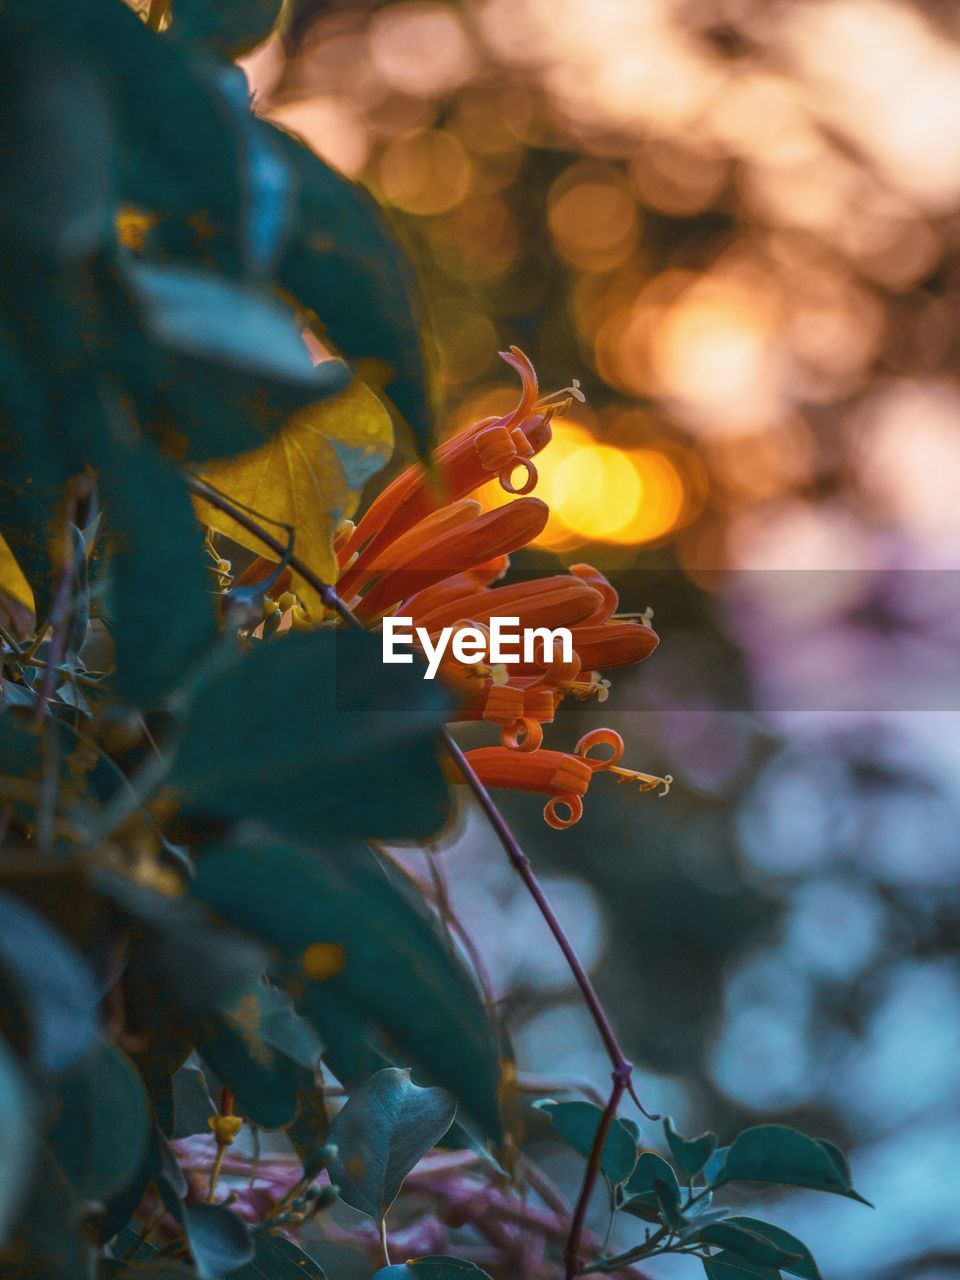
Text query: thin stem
379 1216 392 1267
186 477 653 1277
563 1073 626 1279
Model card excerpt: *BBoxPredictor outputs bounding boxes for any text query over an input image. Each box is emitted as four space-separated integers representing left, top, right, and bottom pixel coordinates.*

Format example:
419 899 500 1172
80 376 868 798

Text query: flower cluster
245 349 670 827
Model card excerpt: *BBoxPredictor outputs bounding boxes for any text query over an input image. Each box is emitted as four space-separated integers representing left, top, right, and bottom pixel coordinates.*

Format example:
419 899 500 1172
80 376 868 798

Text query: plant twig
186 477 653 1277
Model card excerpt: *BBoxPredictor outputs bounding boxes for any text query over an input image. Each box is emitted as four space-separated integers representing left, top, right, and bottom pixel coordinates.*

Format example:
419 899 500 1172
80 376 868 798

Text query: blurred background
246 4 960 1275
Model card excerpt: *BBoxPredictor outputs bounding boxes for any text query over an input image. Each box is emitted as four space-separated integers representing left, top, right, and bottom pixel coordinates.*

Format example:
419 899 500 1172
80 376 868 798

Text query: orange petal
461 746 593 796
354 498 549 621
411 575 602 635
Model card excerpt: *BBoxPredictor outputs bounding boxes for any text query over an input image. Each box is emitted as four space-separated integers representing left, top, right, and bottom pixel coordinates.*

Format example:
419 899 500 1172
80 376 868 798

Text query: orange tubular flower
408 574 603 635
509 621 659 681
224 346 671 828
337 348 551 593
351 497 549 622
462 729 672 829
568 563 619 624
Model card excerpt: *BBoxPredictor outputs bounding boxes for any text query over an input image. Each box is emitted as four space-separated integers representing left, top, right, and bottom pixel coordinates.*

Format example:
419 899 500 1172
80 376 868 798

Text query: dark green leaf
0 890 98 1075
181 1203 255 1279
372 1258 494 1280
167 628 452 841
621 1152 681 1223
269 124 435 450
101 1263 198 1278
287 1086 331 1176
723 1220 821 1280
664 1115 718 1179
693 1222 801 1269
47 1036 150 1201
98 432 216 708
5 1147 91 1275
172 1065 216 1140
535 1100 638 1186
233 1232 327 1279
171 0 281 58
712 1125 869 1204
95 872 268 1019
328 1067 456 1221
123 258 352 461
259 984 324 1071
0 1034 34 1243
110 1223 161 1262
189 833 502 1138
0 322 70 621
703 1146 729 1184
3 0 245 230
196 983 313 1130
0 29 112 258
702 1252 781 1280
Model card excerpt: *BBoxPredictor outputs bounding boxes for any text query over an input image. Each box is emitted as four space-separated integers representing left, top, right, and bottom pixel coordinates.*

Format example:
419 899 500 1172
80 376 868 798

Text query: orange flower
351 497 549 622
409 573 603 635
337 348 552 594
460 729 671 829
220 346 671 829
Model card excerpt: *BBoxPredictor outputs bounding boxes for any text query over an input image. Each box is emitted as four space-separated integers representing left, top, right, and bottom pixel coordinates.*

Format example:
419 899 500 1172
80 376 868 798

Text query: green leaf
268 124 436 451
195 983 313 1130
703 1146 729 1184
702 1252 782 1280
0 322 71 621
0 28 112 258
535 1100 638 1186
328 1068 456 1221
170 0 281 58
0 891 98 1075
0 1034 35 1244
233 1232 327 1278
101 1263 198 1278
723 1220 821 1280
372 1258 494 1280
2 0 245 232
692 1222 801 1269
5 1147 91 1275
98 432 216 709
664 1115 718 1179
711 1125 870 1204
259 983 325 1071
95 871 268 1020
171 1065 216 1140
621 1151 681 1222
188 832 503 1138
47 1036 150 1201
124 258 352 461
181 1203 255 1279
166 628 453 842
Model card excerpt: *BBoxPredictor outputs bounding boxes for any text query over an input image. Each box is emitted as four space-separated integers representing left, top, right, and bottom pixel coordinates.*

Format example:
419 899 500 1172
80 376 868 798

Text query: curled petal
339 348 548 574
499 457 538 495
501 717 543 752
544 794 584 829
496 346 540 426
575 727 626 771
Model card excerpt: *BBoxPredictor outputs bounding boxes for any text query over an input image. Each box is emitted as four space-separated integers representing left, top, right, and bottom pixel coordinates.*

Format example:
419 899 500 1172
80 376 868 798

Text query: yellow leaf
0 532 35 614
194 381 394 616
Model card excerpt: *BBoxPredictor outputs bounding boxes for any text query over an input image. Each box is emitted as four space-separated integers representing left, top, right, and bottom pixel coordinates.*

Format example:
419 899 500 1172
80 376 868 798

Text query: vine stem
186 477 652 1277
